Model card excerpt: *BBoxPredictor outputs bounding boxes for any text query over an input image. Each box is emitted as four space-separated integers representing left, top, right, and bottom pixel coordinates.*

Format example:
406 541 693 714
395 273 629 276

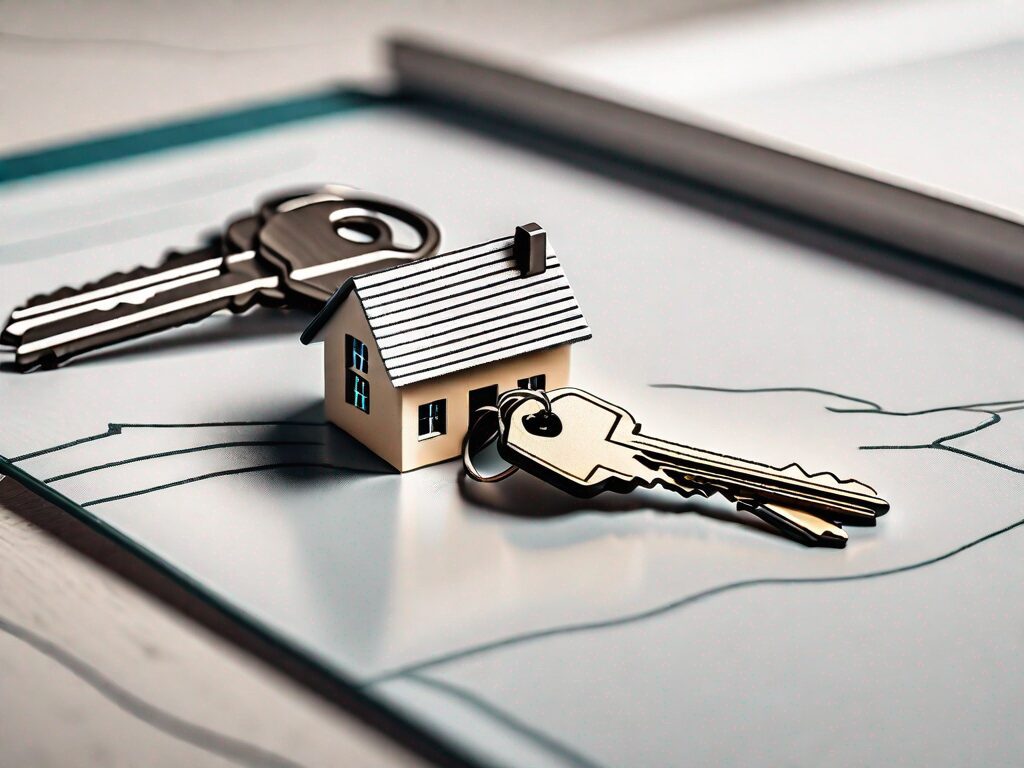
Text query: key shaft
630 433 887 523
6 248 281 370
2 245 226 344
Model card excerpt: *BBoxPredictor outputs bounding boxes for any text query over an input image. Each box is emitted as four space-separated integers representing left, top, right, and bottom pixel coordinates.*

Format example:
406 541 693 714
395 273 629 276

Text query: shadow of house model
301 224 592 471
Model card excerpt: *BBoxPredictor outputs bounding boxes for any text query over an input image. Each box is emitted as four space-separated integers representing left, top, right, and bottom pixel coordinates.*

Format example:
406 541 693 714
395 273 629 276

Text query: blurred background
0 0 763 153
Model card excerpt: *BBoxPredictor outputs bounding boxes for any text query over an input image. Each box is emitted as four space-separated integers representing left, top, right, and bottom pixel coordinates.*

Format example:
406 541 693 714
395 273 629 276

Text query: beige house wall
322 294 572 472
323 294 403 470
397 345 570 471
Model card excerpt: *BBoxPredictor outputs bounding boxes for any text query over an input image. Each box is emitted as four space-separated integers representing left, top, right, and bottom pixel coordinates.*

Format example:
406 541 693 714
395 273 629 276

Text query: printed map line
649 383 883 410
650 383 1024 416
653 384 1024 476
863 410 1024 476
11 420 327 462
80 462 376 507
45 439 324 482
363 515 1024 685
406 672 605 768
11 421 327 462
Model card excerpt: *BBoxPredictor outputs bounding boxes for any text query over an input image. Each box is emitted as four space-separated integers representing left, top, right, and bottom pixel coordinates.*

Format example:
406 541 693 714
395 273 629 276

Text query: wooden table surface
0 476 430 767
0 2 748 764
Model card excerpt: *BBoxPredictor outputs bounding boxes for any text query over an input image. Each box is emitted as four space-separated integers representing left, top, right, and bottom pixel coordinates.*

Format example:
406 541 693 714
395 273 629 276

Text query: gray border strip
390 36 1024 291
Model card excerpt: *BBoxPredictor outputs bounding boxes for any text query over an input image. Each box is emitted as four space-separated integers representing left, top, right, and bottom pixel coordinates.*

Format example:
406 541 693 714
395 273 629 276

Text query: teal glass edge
0 88 392 185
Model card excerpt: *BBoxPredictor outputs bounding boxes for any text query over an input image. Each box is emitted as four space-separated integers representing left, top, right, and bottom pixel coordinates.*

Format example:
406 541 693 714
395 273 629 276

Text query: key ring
497 387 551 420
462 406 518 482
462 389 553 482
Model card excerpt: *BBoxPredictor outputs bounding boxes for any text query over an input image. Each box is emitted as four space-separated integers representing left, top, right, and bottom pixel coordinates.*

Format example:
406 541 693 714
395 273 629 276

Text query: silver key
490 387 889 547
2 185 440 370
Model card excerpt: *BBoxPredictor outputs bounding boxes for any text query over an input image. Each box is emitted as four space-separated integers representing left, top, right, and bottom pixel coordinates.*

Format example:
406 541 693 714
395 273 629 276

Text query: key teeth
644 462 756 506
775 462 878 495
4 268 170 348
21 285 78 308
635 466 705 500
648 471 851 548
20 262 184 310
10 246 221 322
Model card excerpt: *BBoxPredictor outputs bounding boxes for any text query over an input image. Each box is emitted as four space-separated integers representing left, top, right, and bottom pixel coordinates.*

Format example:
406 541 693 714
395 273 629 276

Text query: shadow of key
457 469 781 543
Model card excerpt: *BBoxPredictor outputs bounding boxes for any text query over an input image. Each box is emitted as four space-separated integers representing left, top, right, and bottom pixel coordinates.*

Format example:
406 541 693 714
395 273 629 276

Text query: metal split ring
497 387 551 418
462 406 518 482
462 389 553 483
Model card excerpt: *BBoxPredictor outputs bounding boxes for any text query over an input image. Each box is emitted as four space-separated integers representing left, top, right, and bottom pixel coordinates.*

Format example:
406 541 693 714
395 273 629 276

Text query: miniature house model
301 224 591 471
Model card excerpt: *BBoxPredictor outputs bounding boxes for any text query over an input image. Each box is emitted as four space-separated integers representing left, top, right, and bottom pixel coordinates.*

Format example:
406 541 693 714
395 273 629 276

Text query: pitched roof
301 232 591 387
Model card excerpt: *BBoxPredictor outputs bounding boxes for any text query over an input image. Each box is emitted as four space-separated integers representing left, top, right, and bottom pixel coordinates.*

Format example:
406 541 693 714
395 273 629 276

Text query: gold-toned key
474 387 888 548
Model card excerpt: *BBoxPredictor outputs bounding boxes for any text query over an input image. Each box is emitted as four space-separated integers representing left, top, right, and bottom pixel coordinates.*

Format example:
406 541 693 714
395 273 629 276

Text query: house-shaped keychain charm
300 223 591 471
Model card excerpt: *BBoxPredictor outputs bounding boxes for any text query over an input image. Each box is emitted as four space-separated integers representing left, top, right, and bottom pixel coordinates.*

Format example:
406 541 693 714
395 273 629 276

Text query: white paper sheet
2 103 1023 767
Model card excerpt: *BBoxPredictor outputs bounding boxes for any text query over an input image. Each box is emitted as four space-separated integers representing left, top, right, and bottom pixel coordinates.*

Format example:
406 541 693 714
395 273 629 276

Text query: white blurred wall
0 0 765 152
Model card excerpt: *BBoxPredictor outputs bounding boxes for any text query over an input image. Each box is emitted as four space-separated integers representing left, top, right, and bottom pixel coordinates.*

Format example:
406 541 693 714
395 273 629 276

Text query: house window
346 334 368 373
418 399 446 439
517 374 546 391
344 334 369 414
346 370 370 413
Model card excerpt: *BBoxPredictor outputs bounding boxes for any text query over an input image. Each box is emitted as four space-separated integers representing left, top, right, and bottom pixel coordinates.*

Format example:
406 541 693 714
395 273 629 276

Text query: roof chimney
514 223 546 277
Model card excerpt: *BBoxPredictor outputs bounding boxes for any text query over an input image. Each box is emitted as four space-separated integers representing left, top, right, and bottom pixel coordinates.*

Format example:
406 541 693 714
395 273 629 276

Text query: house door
468 384 498 425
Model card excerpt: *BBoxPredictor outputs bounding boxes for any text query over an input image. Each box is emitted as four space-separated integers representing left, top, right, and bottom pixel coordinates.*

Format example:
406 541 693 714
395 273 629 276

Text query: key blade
2 246 225 346
7 253 279 370
632 433 889 523
621 445 865 540
754 503 848 548
498 387 887 531
5 264 224 341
